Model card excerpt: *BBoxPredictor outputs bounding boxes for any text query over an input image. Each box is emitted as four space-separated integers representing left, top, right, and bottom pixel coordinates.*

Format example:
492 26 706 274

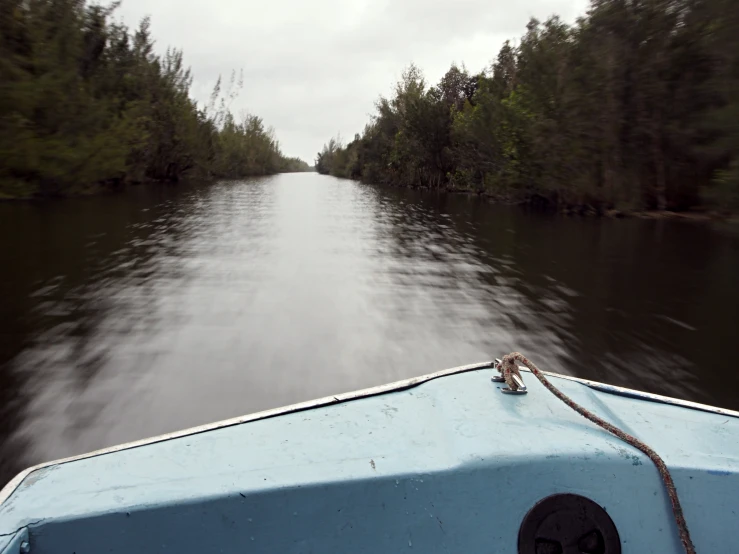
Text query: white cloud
114 0 590 163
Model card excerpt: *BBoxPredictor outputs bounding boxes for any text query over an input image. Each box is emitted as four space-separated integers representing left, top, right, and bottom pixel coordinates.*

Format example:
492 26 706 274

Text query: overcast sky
114 0 590 163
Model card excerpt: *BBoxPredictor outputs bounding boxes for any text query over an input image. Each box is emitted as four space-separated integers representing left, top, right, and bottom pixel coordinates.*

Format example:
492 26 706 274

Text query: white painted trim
537 368 739 418
0 361 492 505
2 361 736 506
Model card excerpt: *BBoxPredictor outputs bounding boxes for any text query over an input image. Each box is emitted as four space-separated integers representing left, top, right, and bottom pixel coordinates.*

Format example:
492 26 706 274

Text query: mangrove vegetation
0 0 310 199
317 0 739 214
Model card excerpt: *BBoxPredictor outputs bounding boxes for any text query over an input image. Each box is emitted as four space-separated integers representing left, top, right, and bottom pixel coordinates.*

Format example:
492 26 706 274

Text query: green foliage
279 156 313 173
0 1 308 198
320 0 739 213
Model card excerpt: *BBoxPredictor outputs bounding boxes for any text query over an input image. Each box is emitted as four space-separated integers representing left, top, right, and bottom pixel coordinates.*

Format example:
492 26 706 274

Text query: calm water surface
1 173 738 485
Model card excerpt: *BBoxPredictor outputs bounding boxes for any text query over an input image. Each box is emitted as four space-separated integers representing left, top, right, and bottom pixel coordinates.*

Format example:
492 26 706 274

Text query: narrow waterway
1 173 737 485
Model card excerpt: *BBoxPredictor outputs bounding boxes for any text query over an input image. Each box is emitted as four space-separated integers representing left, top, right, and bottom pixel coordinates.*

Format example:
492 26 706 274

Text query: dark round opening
518 493 621 554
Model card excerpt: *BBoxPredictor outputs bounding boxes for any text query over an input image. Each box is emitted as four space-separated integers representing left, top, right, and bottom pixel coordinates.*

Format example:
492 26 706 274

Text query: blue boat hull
1 362 738 553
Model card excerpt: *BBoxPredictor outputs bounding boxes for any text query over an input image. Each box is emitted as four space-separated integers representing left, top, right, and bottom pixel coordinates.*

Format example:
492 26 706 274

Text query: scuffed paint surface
1 369 738 553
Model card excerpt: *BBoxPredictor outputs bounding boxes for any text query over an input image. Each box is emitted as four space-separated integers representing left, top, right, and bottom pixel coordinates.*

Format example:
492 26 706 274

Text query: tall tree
0 1 308 199
320 0 739 214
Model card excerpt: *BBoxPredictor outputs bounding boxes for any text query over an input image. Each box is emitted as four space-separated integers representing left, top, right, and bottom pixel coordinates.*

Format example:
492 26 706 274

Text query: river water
1 173 738 485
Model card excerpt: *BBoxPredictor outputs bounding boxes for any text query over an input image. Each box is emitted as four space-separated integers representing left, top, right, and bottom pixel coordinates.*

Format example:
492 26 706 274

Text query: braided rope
497 352 696 554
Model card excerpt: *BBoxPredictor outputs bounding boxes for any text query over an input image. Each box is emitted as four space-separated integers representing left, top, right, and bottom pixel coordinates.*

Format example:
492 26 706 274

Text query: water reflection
1 174 738 487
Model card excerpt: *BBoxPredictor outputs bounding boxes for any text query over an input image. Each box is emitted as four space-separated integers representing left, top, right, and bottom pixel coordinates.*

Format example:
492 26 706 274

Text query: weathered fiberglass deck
1 362 738 553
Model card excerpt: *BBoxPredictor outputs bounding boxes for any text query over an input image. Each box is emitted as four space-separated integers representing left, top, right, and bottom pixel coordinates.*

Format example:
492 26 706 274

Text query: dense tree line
317 0 739 213
0 0 309 199
280 156 313 173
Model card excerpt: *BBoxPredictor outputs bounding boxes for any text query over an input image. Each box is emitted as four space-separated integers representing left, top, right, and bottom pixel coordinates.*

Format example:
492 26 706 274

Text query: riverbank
0 170 315 202
447 182 738 222
0 178 149 202
340 177 739 223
